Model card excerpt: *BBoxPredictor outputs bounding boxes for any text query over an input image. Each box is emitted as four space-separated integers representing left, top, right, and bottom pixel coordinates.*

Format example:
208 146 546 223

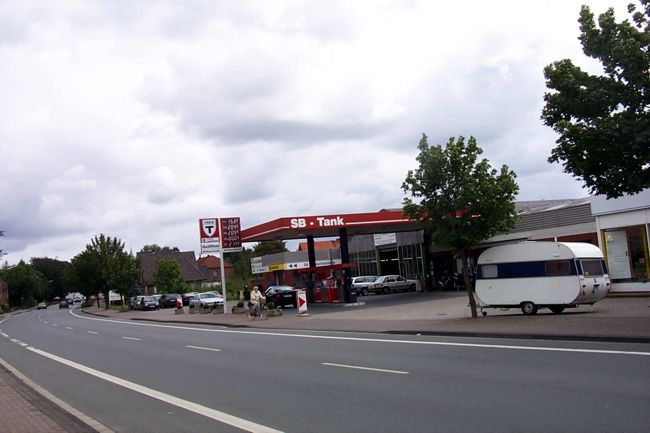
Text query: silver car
369 275 418 294
351 276 378 296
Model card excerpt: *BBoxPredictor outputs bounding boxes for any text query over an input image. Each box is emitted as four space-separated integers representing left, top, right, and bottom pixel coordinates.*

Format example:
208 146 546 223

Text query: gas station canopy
240 210 421 242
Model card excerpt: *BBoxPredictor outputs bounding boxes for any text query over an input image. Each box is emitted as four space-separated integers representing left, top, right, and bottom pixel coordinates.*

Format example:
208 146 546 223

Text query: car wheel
521 302 538 315
409 284 416 291
361 288 369 296
383 286 391 294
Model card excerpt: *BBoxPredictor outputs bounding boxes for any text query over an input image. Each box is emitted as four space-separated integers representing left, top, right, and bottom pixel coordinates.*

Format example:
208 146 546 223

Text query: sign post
199 217 242 315
297 289 309 317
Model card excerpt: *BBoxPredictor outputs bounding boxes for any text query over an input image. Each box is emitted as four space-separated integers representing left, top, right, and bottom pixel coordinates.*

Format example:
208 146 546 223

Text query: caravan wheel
521 302 538 315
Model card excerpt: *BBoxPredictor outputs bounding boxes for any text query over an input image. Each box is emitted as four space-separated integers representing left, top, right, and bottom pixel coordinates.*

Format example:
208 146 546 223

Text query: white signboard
374 233 396 246
297 289 308 315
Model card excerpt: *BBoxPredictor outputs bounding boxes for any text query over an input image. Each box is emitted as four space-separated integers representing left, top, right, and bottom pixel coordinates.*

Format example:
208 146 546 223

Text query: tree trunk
460 249 478 318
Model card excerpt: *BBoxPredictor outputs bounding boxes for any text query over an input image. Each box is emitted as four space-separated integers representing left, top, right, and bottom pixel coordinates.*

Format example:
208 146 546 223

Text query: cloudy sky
0 0 626 265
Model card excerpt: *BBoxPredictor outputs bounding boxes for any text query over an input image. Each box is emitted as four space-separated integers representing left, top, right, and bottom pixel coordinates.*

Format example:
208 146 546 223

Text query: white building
592 189 650 293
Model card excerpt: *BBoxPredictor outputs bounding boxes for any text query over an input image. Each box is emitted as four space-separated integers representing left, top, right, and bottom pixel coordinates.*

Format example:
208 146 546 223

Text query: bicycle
247 300 269 320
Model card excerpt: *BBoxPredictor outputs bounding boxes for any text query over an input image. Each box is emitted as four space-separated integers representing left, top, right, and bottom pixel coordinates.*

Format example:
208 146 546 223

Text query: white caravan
475 242 610 315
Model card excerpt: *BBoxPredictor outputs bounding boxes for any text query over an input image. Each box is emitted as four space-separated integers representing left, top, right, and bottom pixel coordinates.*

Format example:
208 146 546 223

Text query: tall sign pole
200 217 242 315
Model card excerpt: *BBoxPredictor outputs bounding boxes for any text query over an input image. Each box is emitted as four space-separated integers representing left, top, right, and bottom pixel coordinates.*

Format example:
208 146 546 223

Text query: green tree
140 244 179 253
253 240 287 256
2 260 48 308
30 257 69 301
68 234 138 309
153 259 187 293
402 135 519 318
0 230 4 257
542 1 650 198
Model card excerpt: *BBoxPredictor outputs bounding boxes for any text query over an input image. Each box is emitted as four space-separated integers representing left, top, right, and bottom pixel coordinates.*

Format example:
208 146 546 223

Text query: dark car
138 296 160 311
59 300 69 309
181 292 198 306
159 293 181 308
264 285 297 309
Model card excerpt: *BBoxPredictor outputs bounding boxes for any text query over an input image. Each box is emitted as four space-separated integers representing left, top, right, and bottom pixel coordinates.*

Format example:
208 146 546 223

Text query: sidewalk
1 292 649 432
83 292 650 342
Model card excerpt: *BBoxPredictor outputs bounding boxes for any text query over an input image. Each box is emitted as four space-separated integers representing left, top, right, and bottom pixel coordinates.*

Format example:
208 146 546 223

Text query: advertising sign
219 217 242 253
199 218 221 253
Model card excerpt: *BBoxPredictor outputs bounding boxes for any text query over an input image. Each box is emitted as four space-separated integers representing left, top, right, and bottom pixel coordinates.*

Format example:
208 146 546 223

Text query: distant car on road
368 275 418 294
351 275 378 296
59 300 69 309
36 302 47 310
264 285 297 308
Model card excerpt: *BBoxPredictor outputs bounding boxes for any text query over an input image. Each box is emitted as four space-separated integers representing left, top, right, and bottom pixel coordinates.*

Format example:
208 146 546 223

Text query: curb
80 309 650 343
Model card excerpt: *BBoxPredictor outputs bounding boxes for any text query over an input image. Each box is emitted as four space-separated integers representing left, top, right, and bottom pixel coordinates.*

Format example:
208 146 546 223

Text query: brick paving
0 292 648 432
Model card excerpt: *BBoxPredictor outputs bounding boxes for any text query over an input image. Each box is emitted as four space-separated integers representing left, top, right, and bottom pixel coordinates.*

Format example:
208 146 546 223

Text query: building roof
298 240 341 251
197 255 233 269
137 251 207 286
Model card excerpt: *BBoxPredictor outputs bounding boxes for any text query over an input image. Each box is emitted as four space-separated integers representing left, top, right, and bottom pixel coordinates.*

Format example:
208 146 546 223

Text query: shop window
604 226 649 282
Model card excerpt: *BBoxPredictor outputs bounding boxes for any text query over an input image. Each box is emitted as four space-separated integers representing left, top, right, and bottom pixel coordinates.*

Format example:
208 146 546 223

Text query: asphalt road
1 307 649 433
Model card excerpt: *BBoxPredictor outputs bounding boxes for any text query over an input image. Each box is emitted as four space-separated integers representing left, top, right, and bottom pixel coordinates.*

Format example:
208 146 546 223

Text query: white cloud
0 0 626 264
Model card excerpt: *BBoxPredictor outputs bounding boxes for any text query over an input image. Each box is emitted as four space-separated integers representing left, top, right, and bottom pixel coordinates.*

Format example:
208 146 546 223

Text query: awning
298 262 358 273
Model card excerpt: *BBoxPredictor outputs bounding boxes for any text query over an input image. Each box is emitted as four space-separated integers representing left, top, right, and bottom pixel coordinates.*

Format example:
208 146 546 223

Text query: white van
475 242 610 315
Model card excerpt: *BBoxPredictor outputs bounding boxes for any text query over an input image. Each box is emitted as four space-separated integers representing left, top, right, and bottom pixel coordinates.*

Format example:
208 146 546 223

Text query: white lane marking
186 345 222 352
69 310 650 357
322 362 409 375
122 336 141 341
26 346 282 433
87 331 99 334
66 327 74 330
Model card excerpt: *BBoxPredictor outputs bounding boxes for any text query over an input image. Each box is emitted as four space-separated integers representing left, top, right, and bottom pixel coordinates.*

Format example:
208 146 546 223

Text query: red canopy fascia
241 210 419 242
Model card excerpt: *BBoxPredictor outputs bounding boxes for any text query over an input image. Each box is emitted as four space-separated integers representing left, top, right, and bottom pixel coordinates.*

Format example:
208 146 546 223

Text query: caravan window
580 259 605 277
481 264 498 278
544 260 571 276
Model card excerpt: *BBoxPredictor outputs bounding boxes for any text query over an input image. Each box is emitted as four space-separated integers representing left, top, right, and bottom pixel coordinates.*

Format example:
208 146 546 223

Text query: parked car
138 296 160 311
181 292 198 306
59 300 69 309
264 285 297 308
36 302 47 310
368 275 418 294
131 295 145 310
158 293 181 308
189 292 223 309
351 275 378 296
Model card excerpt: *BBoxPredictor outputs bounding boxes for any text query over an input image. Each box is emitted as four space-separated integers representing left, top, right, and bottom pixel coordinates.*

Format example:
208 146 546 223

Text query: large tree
402 135 519 318
30 257 69 301
542 1 650 198
68 234 138 309
2 260 48 308
153 259 187 294
253 240 287 256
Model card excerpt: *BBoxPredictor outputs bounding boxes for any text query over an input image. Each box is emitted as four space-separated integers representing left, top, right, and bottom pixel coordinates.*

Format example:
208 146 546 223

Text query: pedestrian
250 285 265 315
243 284 251 307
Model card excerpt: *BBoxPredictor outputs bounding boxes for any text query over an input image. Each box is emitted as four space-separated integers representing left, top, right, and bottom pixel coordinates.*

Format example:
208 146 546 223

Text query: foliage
542 1 650 198
228 247 254 284
153 259 187 293
402 135 519 317
140 244 179 253
253 240 287 256
0 230 4 257
30 257 69 301
2 260 48 308
67 234 138 308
